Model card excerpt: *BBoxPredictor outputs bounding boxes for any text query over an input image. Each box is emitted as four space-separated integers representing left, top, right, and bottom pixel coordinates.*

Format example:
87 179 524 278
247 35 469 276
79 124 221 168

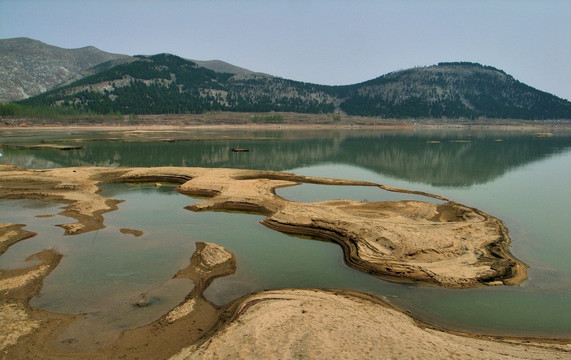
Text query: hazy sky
1 0 570 100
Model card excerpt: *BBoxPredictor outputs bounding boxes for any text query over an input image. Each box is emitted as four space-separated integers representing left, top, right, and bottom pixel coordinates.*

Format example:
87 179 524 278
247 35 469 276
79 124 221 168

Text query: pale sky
1 0 570 100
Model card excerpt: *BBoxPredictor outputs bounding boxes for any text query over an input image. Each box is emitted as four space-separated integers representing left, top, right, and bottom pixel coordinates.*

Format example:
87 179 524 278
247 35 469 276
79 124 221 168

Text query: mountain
191 59 268 77
20 53 335 114
0 37 133 103
334 62 571 119
8 41 571 119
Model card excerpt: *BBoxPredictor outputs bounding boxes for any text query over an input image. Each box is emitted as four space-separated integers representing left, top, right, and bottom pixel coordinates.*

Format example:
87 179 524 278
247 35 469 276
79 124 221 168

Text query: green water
274 183 445 203
2 128 570 187
1 128 570 340
278 153 571 337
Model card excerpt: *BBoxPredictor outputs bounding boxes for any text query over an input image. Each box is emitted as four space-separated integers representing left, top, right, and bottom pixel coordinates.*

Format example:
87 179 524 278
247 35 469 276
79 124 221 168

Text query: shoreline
1 121 569 148
1 111 570 132
0 165 569 358
1 122 569 131
180 289 570 360
0 165 527 288
1 224 569 360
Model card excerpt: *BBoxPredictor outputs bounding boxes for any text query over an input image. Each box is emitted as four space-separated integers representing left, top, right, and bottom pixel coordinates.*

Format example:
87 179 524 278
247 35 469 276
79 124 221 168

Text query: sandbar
0 165 526 288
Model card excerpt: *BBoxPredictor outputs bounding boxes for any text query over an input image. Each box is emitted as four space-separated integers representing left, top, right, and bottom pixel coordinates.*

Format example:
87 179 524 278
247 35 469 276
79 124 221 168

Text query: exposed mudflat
0 165 526 288
1 164 564 359
0 223 36 255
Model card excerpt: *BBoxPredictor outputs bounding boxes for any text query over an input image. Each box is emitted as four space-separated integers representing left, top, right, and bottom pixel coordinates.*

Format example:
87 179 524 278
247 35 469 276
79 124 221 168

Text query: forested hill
334 62 571 119
19 53 335 114
18 54 571 120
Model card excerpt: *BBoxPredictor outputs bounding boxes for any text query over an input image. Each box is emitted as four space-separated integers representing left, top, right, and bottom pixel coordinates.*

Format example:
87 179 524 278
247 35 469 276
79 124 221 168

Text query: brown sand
0 223 36 255
119 228 144 237
0 235 69 357
1 165 565 359
172 289 570 360
0 223 568 360
1 144 84 151
0 165 526 287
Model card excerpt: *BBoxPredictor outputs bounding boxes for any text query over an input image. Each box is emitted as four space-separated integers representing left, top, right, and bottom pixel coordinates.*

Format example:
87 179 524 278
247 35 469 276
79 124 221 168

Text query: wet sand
1 164 568 358
0 165 526 287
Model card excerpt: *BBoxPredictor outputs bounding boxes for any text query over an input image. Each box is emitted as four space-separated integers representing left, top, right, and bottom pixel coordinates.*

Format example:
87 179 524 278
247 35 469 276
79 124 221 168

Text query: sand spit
173 289 570 360
0 165 525 288
92 242 238 359
167 242 236 324
0 223 36 255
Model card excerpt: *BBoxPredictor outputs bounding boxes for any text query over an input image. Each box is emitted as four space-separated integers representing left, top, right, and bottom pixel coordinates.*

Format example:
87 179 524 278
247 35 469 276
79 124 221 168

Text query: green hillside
16 55 571 120
336 62 571 119
20 54 334 115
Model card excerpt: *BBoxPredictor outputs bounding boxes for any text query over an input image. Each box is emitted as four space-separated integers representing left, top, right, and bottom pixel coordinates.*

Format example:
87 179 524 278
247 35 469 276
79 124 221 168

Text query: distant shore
1 112 570 131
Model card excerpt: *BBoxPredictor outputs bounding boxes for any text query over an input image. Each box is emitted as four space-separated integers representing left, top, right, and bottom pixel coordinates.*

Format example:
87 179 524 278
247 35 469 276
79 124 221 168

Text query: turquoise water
0 128 570 339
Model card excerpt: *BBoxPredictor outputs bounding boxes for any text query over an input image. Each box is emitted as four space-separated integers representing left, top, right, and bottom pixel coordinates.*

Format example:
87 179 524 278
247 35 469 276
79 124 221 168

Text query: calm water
0 127 570 340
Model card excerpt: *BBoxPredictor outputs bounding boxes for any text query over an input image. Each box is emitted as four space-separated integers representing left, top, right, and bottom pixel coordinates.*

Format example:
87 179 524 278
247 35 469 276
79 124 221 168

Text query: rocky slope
0 37 133 103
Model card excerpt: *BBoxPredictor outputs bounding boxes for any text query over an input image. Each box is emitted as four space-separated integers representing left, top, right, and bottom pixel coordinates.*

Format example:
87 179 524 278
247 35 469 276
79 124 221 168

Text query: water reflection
2 129 570 187
1 146 570 338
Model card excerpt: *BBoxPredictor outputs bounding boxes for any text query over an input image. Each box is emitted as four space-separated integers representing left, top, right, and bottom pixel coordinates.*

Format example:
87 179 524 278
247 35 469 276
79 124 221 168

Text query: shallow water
1 128 570 339
275 183 445 203
280 150 571 337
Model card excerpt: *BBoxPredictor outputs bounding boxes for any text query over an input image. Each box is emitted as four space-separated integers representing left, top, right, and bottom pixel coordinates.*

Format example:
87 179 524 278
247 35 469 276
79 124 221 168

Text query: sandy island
1 165 568 359
0 165 526 288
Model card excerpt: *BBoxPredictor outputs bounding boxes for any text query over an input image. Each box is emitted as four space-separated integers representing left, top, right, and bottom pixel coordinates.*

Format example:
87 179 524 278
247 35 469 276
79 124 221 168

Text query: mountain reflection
336 132 571 186
3 130 570 187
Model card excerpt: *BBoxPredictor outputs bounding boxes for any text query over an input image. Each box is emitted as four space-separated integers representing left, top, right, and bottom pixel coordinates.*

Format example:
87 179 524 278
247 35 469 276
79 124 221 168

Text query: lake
1 126 570 341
